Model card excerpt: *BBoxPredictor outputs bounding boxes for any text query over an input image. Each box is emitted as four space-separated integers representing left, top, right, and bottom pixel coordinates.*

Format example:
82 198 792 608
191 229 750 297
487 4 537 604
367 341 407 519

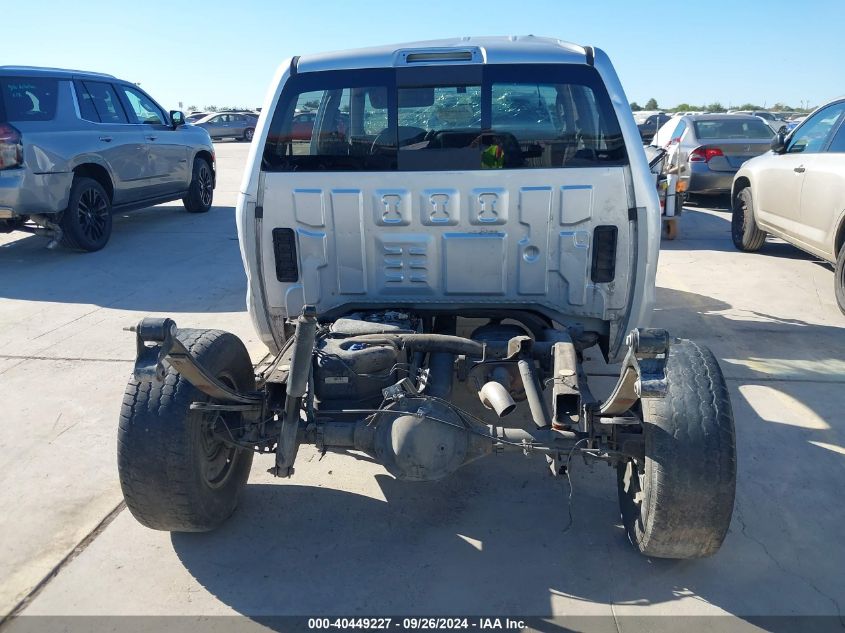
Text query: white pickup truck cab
117 37 737 560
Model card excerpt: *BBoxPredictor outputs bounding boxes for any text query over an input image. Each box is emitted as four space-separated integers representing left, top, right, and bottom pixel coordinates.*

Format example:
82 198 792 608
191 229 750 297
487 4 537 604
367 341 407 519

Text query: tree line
630 98 813 113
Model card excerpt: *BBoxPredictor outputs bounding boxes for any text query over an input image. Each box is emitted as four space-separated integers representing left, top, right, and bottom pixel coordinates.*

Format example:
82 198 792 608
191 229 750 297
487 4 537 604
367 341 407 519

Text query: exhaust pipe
479 380 516 417
518 359 551 428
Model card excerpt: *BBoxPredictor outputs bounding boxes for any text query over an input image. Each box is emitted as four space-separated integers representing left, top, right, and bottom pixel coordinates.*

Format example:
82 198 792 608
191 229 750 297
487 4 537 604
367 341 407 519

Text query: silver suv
0 66 216 251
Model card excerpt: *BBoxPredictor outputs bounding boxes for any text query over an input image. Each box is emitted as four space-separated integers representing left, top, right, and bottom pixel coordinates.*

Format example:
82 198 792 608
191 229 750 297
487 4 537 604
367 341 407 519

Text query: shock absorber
274 305 318 476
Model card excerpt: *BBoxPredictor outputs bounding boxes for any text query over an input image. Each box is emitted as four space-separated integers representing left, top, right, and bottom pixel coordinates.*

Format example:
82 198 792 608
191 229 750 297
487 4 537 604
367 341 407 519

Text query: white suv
731 97 845 313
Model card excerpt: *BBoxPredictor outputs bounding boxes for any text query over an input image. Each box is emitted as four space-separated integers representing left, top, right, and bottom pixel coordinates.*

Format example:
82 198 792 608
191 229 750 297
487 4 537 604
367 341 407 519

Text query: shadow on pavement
0 205 246 313
663 207 822 264
168 287 844 628
685 193 732 211
170 453 844 629
653 286 844 380
171 468 627 617
166 289 845 631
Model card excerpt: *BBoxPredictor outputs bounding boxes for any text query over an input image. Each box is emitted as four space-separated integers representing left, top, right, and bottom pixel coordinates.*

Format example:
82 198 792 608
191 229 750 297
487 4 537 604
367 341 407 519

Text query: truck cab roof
296 36 591 73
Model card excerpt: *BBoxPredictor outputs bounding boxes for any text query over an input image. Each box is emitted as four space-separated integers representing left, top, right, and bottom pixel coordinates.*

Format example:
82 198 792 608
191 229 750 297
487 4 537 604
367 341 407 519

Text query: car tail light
0 124 23 170
689 146 724 162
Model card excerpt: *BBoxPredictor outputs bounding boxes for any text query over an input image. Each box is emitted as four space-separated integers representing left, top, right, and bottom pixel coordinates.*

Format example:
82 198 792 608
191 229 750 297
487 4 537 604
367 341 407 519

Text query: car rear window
693 119 774 140
0 77 59 122
262 64 627 172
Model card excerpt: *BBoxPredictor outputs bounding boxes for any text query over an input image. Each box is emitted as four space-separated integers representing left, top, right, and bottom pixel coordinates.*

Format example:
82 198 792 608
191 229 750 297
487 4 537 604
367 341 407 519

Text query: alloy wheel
76 187 109 242
198 165 213 207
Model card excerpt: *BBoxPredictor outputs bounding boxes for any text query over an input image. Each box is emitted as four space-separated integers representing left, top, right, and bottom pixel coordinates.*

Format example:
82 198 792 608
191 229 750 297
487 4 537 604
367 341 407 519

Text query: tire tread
619 339 737 559
117 329 253 532
732 188 766 252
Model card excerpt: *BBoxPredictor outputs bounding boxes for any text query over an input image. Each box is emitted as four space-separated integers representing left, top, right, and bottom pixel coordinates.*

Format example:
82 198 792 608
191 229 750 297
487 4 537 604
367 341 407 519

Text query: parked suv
117 37 736 560
732 96 845 313
0 66 216 251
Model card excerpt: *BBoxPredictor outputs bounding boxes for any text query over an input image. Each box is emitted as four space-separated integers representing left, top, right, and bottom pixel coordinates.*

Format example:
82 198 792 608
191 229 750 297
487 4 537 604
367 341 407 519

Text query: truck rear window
0 77 59 122
262 64 627 172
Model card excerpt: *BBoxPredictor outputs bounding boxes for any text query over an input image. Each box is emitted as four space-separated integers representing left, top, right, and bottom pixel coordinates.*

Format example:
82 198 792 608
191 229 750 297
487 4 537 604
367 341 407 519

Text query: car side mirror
771 130 787 154
170 110 185 129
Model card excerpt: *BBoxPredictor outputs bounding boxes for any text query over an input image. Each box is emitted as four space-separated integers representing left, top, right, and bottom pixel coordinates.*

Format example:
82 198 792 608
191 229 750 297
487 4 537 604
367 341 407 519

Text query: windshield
262 64 627 172
693 118 774 140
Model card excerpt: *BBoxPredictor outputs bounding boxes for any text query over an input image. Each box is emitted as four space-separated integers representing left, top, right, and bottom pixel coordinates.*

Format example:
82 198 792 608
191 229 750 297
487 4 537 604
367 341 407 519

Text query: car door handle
99 136 113 143
146 135 158 141
794 166 805 173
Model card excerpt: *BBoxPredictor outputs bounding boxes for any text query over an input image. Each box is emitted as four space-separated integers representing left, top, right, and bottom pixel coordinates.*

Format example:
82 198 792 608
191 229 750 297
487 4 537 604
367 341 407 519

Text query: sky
5 0 841 112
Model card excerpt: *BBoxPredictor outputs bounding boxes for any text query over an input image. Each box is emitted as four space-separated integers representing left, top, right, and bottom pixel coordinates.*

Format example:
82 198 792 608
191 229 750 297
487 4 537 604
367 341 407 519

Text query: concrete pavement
2 144 844 628
0 142 264 617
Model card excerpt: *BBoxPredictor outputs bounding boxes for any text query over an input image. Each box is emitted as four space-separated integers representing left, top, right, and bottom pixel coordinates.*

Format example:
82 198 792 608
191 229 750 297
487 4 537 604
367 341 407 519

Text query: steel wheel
200 413 240 488
198 373 243 489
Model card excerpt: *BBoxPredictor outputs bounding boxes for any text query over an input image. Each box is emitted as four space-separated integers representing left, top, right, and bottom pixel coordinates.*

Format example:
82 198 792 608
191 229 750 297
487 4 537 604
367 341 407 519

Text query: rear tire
182 157 213 213
118 329 255 532
731 187 766 251
835 246 845 316
243 128 254 142
60 177 112 252
617 340 736 559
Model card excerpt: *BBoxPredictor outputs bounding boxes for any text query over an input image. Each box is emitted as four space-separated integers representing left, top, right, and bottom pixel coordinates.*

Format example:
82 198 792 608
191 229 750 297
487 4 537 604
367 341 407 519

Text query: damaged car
117 36 737 559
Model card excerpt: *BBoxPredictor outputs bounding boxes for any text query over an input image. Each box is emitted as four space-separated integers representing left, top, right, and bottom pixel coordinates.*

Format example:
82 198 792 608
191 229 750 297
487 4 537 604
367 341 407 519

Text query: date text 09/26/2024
308 618 527 630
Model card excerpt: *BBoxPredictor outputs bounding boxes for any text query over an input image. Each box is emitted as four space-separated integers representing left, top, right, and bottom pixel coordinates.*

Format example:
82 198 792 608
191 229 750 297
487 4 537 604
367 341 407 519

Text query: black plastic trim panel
272 227 299 282
591 225 618 283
